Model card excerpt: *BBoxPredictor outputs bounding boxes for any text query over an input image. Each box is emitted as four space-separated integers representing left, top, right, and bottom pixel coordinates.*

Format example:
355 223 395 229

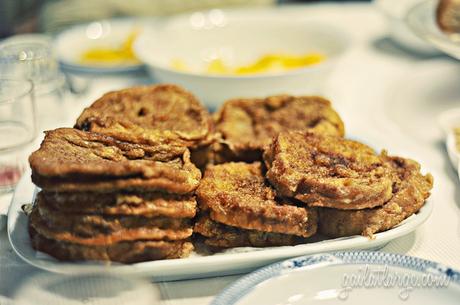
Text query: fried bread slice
437 0 460 33
264 131 394 209
29 128 201 193
196 162 317 238
29 206 192 243
41 191 196 218
29 226 193 263
75 84 214 149
318 154 433 238
212 95 344 163
36 193 191 237
194 214 309 248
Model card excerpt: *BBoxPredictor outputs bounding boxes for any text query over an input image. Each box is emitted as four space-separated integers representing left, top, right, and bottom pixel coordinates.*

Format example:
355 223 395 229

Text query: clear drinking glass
0 79 36 192
0 38 68 130
0 40 64 96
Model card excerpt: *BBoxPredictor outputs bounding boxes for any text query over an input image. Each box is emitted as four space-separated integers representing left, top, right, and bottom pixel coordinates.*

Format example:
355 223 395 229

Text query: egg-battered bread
30 205 192 244
264 131 395 210
75 84 214 150
40 191 196 218
318 154 433 238
437 0 460 33
29 226 193 263
194 214 310 248
29 128 201 194
211 95 344 163
196 162 317 238
36 192 193 238
26 87 435 262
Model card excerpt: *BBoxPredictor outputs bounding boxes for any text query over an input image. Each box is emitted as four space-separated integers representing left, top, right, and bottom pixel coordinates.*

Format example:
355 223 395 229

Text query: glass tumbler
0 40 63 95
0 39 68 130
0 79 36 192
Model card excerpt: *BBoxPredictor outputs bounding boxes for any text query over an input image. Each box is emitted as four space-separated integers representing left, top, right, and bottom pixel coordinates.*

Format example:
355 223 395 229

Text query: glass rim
0 78 34 105
0 41 51 62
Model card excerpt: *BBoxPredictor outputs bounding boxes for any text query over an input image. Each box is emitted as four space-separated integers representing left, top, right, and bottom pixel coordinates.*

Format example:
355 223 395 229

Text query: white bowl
54 19 150 74
134 10 349 107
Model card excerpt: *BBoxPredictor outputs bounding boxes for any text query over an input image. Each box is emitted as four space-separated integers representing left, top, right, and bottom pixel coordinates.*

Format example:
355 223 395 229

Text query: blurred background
1 1 460 305
0 0 370 37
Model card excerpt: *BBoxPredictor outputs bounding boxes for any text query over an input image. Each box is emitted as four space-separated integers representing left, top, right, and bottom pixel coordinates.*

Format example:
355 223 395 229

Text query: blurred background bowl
54 19 148 75
134 10 349 108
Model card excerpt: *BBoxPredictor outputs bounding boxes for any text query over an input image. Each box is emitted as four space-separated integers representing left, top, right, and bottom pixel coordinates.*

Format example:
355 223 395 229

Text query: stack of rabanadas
28 84 433 263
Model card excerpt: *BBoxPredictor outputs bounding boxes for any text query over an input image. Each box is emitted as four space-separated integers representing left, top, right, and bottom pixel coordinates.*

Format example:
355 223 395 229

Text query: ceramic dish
211 251 460 305
54 19 148 74
8 169 433 281
375 0 438 55
406 0 460 60
134 9 349 107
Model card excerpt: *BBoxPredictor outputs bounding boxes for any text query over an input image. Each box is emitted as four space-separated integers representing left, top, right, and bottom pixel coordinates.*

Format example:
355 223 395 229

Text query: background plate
212 251 460 305
406 0 460 60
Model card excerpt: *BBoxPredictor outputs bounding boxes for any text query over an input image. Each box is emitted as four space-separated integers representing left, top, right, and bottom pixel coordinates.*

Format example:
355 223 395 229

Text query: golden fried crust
196 162 317 237
29 128 201 194
212 95 344 163
29 226 193 263
75 84 214 149
41 191 196 218
36 193 192 237
194 214 309 248
318 155 433 238
437 0 460 33
264 131 394 209
29 205 192 244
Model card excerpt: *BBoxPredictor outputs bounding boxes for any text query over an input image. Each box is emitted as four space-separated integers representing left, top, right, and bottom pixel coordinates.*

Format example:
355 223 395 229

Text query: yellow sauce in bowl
171 52 325 75
80 30 140 66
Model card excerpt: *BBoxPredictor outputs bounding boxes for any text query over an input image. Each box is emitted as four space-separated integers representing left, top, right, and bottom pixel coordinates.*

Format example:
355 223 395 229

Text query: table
1 3 460 304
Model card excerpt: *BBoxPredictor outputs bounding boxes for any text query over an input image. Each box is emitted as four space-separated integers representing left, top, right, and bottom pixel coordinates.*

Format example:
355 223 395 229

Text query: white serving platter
8 168 433 281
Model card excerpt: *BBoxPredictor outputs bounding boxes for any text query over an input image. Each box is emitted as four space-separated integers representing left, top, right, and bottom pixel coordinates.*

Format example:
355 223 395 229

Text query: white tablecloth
1 3 460 305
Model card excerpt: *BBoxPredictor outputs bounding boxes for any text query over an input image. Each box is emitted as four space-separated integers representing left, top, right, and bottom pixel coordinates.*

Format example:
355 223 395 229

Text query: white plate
8 169 433 281
54 19 148 74
406 0 460 60
211 251 460 305
375 0 439 55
